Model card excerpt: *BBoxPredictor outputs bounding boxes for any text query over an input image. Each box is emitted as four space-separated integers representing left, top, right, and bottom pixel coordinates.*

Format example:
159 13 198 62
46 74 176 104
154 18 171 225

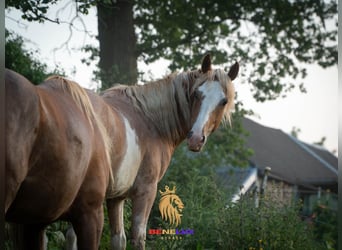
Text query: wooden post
253 183 260 208
260 166 271 196
317 186 322 204
292 185 298 203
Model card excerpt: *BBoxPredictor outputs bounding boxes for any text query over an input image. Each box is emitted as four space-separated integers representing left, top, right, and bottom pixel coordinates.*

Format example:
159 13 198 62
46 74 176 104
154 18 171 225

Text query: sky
5 2 338 155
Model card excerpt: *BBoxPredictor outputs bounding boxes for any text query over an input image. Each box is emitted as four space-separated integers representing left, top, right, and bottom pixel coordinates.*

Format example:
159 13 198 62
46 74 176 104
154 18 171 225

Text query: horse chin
188 146 202 152
187 142 204 152
187 136 207 152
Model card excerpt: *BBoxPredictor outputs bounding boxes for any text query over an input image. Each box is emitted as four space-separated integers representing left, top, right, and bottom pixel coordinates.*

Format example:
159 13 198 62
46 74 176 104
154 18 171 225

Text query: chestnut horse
101 55 238 250
67 55 237 250
5 70 114 250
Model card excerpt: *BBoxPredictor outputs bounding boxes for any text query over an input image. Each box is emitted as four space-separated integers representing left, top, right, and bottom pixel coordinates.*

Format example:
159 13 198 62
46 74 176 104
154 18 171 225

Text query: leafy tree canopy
134 0 337 101
5 0 337 101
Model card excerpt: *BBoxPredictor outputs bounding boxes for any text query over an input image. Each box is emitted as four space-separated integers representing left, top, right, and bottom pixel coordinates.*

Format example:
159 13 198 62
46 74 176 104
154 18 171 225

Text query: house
217 117 338 214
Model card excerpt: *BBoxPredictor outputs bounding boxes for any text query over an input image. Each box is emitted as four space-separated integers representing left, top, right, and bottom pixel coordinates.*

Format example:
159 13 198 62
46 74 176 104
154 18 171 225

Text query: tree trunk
97 0 137 89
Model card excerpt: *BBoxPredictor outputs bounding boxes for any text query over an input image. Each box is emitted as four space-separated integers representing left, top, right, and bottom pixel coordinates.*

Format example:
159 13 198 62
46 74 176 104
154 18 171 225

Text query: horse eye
220 98 228 106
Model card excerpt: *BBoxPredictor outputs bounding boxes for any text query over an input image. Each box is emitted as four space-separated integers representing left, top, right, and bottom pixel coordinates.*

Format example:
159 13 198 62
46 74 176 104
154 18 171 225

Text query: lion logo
159 185 184 227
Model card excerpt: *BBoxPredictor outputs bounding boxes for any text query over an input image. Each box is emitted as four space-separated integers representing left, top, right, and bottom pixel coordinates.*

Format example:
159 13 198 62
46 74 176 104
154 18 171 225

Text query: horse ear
228 61 239 81
201 54 212 73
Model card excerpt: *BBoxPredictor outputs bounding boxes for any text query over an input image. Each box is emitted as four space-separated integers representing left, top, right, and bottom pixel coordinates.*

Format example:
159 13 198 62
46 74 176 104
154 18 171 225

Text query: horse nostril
201 136 205 143
187 131 193 139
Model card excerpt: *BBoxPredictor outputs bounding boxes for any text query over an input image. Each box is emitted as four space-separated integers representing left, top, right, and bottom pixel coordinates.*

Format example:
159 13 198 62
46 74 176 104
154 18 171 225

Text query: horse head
187 54 239 152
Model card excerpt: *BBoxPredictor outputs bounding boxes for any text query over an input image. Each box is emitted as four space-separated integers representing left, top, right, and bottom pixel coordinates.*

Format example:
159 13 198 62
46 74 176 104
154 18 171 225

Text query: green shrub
312 201 338 250
146 169 323 250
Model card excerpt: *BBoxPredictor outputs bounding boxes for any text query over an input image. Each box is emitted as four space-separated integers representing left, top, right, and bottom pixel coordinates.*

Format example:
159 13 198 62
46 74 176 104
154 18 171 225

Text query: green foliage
45 222 69 250
135 0 337 101
220 195 322 250
6 0 337 100
312 202 338 249
5 0 60 23
147 173 323 250
5 29 64 84
145 113 252 249
140 112 325 250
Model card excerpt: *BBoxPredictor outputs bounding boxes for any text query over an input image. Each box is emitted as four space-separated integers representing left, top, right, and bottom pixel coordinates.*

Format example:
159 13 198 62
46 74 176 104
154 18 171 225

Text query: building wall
260 177 337 215
259 177 296 206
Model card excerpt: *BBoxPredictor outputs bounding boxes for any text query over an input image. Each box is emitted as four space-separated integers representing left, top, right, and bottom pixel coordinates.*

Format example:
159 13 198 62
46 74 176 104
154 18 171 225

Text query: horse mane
103 68 235 142
104 72 192 142
44 76 114 193
45 76 95 125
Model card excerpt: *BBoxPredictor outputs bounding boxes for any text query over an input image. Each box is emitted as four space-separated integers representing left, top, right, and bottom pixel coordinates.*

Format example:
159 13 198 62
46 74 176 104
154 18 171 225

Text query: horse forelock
44 76 114 193
186 68 235 126
210 69 235 126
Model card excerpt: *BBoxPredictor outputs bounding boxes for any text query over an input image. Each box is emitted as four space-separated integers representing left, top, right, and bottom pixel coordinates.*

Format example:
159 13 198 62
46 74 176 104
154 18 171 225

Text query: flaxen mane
45 76 95 126
104 68 235 142
104 73 191 142
44 76 115 194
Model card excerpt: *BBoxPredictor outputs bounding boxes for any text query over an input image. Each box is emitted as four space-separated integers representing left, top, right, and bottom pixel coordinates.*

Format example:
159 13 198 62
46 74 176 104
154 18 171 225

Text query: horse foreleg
72 207 104 250
107 198 126 250
130 185 157 250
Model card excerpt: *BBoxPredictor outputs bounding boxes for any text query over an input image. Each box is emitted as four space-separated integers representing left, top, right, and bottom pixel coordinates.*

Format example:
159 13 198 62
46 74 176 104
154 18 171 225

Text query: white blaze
191 81 225 134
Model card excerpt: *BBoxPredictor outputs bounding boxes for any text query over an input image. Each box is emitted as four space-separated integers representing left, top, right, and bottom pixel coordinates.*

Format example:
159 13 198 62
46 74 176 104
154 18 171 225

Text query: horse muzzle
187 131 206 152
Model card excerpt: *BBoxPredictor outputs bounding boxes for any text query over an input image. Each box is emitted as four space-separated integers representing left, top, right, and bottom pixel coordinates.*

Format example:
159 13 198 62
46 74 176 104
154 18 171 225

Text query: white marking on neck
114 117 142 195
191 81 224 134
